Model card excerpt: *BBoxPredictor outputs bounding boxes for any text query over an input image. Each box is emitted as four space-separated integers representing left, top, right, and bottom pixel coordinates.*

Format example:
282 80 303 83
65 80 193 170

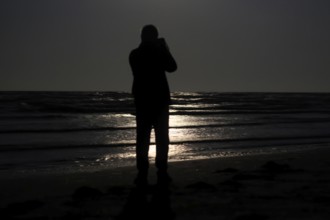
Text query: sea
1 91 330 175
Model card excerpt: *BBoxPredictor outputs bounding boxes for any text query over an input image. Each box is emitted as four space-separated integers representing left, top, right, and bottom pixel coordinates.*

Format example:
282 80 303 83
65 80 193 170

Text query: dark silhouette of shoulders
129 41 177 74
129 40 177 106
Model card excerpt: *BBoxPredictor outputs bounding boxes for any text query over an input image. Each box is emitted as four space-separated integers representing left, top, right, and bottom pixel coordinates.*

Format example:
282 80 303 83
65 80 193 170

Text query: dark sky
1 0 330 92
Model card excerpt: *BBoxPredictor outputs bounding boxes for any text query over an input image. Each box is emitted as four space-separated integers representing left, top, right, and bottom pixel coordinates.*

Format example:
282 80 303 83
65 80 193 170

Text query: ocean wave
1 92 330 115
0 114 74 120
1 134 330 152
1 118 330 134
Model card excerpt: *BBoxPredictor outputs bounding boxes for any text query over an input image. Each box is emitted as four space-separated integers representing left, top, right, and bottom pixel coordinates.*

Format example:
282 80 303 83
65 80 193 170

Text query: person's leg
135 108 152 184
154 106 172 185
154 105 170 172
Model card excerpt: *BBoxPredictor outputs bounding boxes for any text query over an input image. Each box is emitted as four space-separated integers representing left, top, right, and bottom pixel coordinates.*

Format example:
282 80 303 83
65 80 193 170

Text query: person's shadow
117 178 175 220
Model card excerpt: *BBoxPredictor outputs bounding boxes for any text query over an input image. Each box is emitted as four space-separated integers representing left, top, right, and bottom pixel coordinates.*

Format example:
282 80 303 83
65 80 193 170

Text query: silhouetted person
129 24 177 186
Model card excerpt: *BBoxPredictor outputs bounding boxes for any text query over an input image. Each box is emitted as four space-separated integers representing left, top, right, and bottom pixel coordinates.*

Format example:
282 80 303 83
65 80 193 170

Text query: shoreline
2 141 329 179
1 145 330 219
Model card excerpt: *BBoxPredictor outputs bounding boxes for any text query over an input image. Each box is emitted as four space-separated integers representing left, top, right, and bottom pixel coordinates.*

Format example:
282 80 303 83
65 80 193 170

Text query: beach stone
313 196 330 204
185 181 217 192
107 186 128 196
220 179 244 188
232 173 274 181
72 186 103 201
4 200 44 216
219 179 244 193
215 167 239 173
261 161 291 173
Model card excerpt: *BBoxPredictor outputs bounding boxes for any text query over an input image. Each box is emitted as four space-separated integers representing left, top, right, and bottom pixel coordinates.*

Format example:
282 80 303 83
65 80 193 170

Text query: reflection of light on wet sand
97 113 223 166
169 115 197 142
102 151 136 161
147 144 187 159
93 113 136 128
170 115 195 127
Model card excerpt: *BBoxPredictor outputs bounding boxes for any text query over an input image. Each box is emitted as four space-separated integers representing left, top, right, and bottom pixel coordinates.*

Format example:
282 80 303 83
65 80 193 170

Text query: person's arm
164 49 177 73
158 38 177 73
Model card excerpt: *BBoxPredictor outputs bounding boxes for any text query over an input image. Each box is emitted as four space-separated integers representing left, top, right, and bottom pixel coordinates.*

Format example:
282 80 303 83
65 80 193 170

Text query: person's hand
158 38 170 51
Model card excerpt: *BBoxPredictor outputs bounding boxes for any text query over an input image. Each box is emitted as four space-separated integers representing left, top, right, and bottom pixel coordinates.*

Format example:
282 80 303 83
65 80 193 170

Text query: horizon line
0 90 330 94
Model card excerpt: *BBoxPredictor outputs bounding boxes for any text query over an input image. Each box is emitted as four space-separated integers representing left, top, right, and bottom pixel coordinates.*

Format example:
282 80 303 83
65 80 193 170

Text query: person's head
141 24 158 42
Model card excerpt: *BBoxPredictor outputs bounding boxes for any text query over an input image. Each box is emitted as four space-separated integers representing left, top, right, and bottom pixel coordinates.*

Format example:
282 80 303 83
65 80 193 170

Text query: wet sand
1 146 330 219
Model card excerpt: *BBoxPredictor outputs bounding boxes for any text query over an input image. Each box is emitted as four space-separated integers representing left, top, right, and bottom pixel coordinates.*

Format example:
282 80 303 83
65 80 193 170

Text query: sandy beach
1 146 330 219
